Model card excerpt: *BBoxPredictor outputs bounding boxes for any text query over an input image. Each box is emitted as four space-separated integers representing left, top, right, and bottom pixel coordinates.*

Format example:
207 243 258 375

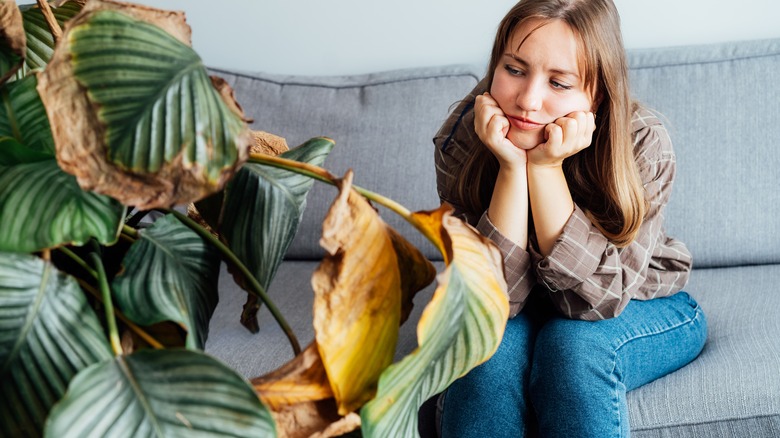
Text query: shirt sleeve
433 78 535 317
528 113 692 320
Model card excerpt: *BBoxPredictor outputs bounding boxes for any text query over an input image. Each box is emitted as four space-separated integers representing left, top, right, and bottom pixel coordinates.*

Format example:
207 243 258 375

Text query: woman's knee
463 313 536 387
530 318 615 393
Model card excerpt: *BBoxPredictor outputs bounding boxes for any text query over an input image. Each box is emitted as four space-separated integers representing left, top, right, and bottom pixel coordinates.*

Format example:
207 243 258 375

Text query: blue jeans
438 291 707 438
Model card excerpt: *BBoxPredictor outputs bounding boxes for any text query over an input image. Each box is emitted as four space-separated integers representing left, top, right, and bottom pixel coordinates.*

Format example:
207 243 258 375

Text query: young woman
433 0 707 436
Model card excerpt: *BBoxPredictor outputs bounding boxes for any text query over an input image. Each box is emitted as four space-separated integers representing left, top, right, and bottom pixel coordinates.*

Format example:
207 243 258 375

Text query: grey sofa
206 38 780 437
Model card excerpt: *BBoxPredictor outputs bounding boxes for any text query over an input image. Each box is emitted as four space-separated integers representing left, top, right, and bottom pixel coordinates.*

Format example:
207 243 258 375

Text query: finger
554 117 578 148
545 123 563 149
486 113 510 142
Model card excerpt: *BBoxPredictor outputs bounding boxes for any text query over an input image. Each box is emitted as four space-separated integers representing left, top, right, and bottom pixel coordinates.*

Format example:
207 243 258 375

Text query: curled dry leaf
0 0 26 83
252 343 333 410
37 0 251 209
311 170 436 415
253 343 357 438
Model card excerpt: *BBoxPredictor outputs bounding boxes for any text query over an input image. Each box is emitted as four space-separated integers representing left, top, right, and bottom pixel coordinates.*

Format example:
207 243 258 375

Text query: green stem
122 224 139 239
89 250 123 356
55 247 164 350
165 209 302 356
247 153 442 250
57 246 97 279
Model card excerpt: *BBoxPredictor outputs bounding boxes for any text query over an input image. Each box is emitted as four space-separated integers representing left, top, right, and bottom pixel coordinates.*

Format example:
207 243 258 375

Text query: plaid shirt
434 80 692 320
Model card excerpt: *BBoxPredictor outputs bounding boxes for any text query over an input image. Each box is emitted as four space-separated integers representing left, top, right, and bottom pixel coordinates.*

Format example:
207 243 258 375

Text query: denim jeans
438 291 707 438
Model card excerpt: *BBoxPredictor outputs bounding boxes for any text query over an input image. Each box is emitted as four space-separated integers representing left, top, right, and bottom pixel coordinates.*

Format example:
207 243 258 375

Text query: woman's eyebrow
503 53 579 78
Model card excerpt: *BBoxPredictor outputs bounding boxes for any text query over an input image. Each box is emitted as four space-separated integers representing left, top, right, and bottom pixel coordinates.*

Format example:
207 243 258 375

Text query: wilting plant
0 1 509 437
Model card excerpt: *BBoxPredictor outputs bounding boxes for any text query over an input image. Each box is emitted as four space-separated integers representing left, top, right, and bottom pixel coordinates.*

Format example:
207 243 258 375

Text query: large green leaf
37 7 252 209
0 252 112 437
112 214 220 350
0 73 55 154
222 138 334 292
360 206 509 436
0 159 125 252
16 0 84 76
44 349 276 437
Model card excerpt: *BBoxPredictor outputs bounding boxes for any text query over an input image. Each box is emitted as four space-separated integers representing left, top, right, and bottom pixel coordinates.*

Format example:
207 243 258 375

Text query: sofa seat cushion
628 264 780 437
208 262 780 435
205 260 440 379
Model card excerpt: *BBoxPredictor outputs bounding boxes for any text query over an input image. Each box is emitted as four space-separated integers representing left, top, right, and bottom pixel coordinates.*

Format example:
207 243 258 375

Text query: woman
433 0 707 436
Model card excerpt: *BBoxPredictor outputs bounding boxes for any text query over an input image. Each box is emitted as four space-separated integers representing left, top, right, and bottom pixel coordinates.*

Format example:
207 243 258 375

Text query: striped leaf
0 73 54 155
0 159 125 253
0 252 112 437
16 1 84 76
37 6 252 209
0 1 25 84
360 205 509 437
112 214 220 350
44 349 276 438
222 138 334 292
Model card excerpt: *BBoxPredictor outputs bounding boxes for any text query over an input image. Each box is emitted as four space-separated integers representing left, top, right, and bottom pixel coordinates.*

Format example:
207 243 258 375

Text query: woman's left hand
527 111 596 168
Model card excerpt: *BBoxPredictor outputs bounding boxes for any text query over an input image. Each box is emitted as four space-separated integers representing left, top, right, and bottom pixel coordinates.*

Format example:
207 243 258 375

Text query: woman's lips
508 115 544 131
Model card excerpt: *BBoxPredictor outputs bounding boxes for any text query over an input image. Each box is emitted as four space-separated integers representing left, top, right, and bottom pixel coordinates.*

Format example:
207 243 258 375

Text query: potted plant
0 1 509 436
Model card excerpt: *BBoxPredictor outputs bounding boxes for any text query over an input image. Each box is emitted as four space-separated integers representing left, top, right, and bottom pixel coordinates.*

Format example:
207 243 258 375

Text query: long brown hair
458 0 646 247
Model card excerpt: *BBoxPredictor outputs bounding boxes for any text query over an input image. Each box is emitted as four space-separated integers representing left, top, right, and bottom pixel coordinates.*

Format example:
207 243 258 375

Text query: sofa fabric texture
206 38 780 436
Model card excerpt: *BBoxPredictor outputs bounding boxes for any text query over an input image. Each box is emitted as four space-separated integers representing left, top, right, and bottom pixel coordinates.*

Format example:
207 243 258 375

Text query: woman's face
490 18 596 150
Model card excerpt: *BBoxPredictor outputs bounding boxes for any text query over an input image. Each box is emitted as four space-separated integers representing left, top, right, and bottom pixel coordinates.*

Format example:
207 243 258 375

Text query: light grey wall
23 0 780 75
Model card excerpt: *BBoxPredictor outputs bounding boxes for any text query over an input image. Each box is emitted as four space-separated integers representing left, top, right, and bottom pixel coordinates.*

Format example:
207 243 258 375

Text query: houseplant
0 0 509 436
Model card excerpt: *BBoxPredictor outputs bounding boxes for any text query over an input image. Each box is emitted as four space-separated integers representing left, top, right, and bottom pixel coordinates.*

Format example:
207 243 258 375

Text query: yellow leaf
361 204 509 437
253 342 333 410
312 170 436 415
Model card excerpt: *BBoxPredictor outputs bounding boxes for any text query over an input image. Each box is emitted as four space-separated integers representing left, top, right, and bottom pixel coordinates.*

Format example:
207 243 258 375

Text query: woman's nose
516 80 543 112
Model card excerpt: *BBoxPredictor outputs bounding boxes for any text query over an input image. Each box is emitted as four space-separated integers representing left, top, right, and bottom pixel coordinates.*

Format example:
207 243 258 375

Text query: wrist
527 161 564 176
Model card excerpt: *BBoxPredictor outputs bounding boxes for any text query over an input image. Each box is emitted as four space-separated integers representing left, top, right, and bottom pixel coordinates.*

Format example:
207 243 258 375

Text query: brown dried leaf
0 1 26 83
388 226 437 324
269 399 360 438
78 0 191 46
37 0 251 209
251 130 289 156
253 343 359 438
252 342 333 409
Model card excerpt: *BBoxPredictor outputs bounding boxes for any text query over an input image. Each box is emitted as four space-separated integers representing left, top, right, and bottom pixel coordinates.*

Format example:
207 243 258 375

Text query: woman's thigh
439 311 538 437
530 292 707 437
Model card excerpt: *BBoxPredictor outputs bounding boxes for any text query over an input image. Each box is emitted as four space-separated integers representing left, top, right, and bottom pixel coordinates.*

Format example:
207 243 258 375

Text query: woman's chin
508 132 542 150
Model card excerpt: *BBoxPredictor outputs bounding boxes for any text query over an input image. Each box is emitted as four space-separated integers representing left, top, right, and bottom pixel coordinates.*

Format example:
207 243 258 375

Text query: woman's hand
527 111 596 169
474 92 527 170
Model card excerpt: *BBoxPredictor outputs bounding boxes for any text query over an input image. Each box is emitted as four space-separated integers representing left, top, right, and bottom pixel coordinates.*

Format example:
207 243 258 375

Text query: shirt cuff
476 211 534 317
530 205 609 292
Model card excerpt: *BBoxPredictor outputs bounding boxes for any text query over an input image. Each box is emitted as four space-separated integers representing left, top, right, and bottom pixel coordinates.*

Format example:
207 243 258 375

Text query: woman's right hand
474 92 527 170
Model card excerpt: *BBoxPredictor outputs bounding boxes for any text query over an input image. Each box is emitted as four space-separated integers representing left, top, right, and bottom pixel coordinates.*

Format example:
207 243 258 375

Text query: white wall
24 0 780 75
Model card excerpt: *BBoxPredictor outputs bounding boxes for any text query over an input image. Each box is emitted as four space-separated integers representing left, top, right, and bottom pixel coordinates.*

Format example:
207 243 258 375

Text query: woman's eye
551 80 572 90
504 65 524 76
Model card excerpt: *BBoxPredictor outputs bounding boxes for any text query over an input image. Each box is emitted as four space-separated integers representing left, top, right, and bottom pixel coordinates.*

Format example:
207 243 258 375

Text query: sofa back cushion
211 66 481 261
213 37 780 268
628 38 780 268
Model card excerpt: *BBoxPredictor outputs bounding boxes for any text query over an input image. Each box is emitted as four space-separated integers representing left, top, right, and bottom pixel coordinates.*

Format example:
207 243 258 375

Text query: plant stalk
247 153 442 248
36 0 62 44
165 209 302 356
56 247 164 350
89 251 123 356
77 279 164 350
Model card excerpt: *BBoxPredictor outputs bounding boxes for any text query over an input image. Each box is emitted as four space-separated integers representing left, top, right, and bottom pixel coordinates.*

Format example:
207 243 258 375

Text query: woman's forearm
487 166 529 249
527 164 574 256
